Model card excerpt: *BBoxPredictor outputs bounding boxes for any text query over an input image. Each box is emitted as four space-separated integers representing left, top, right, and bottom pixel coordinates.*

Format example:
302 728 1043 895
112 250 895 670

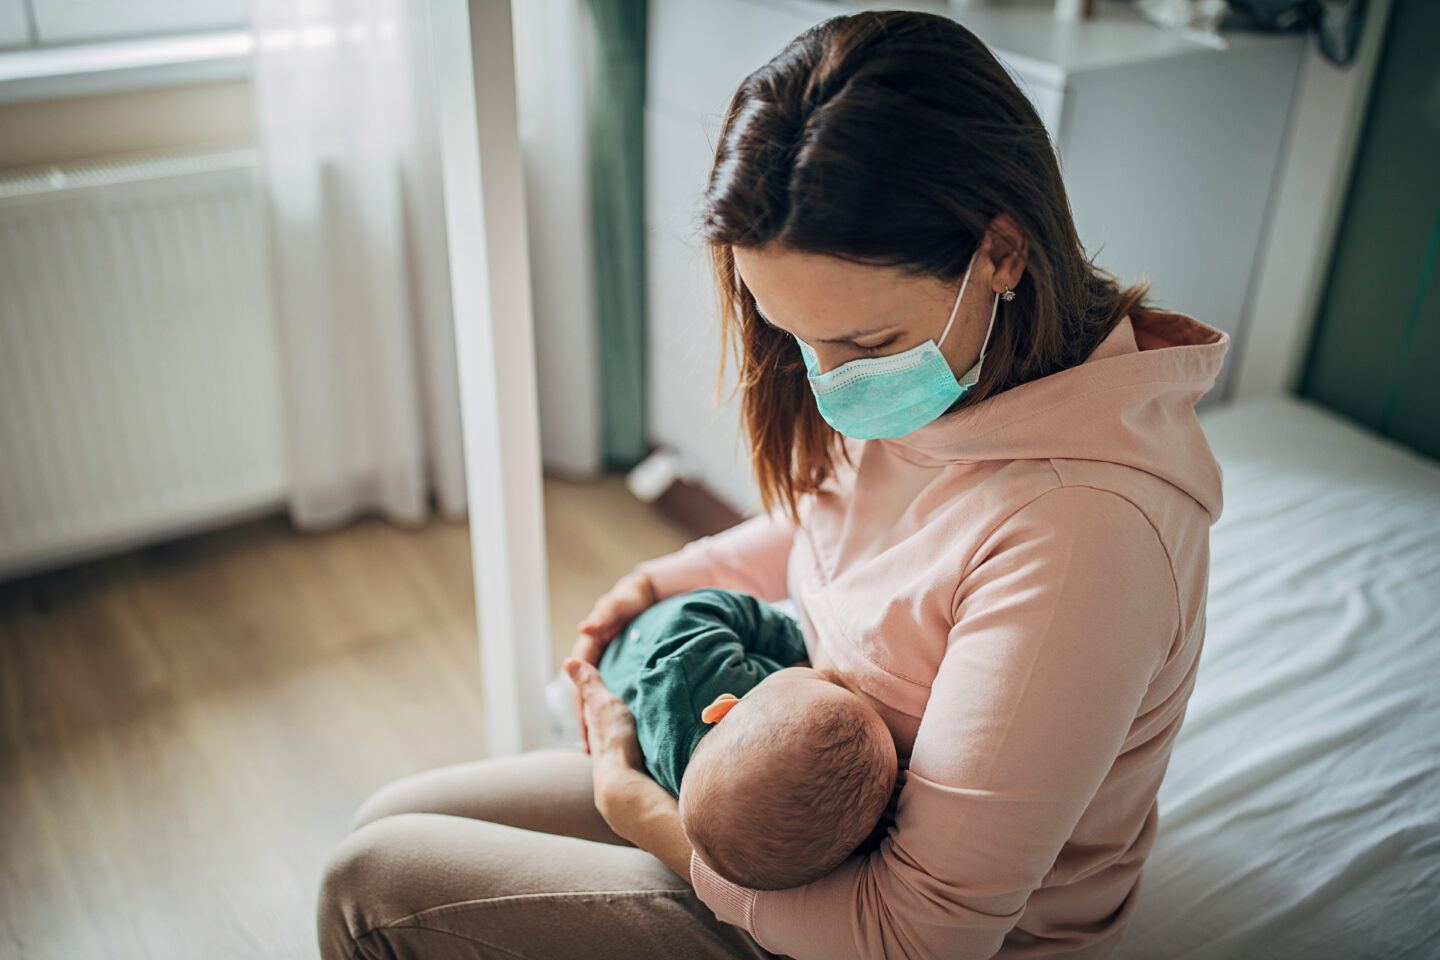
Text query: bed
1110 395 1440 959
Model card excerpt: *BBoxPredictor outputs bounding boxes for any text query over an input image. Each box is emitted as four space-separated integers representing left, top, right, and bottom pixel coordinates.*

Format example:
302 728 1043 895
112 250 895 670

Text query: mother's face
733 224 1021 380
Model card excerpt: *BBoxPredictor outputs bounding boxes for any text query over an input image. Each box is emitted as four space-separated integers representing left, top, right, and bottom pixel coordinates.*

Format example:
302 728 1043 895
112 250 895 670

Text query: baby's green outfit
597 587 808 798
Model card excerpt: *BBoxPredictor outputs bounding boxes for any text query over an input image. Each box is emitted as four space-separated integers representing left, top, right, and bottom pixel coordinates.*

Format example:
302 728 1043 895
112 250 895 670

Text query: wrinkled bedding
1111 396 1440 959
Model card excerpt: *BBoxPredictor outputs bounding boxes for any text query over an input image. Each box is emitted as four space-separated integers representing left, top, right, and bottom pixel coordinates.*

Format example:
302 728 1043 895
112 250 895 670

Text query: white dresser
645 0 1305 511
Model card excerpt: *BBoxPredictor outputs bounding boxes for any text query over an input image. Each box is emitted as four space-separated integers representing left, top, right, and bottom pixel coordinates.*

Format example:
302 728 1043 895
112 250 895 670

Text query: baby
558 587 898 891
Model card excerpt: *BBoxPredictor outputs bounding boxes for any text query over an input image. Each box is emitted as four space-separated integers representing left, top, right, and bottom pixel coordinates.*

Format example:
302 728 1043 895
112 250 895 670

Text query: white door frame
428 0 553 756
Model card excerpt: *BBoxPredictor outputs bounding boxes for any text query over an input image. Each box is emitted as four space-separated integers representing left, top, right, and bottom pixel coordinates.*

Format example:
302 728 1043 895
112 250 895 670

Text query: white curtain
251 0 466 530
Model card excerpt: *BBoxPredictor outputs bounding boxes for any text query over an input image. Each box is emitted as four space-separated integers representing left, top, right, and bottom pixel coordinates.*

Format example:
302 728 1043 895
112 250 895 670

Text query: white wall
1231 0 1395 399
512 0 604 479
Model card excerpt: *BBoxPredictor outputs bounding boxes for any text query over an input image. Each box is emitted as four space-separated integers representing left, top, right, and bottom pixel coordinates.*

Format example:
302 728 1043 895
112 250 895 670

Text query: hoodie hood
879 308 1229 522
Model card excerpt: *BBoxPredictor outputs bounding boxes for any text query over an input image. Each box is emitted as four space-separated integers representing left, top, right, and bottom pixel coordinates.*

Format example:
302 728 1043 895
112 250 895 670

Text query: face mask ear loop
978 288 1000 362
935 249 979 351
957 290 1002 388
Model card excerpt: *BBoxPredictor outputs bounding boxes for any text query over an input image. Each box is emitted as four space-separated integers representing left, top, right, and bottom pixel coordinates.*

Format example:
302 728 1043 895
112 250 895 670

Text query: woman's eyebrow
753 302 898 342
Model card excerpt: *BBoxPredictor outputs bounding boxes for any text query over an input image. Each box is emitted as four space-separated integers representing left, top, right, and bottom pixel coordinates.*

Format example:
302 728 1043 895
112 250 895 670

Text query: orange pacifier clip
701 692 741 724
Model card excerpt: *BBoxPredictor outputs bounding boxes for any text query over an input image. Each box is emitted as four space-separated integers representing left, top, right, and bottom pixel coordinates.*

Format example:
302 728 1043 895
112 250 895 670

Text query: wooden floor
0 475 692 960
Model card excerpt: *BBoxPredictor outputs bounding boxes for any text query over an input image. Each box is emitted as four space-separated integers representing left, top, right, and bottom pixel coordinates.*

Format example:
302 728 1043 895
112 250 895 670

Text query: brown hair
701 10 1153 522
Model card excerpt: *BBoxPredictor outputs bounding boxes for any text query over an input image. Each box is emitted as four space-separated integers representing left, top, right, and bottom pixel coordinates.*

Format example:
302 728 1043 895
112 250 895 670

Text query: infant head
678 666 898 890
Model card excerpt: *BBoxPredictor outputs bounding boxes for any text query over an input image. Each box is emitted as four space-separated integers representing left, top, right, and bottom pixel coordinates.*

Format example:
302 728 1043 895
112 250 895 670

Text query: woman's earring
1001 285 1016 302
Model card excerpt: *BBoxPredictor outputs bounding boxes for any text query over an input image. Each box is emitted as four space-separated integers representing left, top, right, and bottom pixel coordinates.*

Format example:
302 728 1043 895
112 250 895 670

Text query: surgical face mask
793 249 999 440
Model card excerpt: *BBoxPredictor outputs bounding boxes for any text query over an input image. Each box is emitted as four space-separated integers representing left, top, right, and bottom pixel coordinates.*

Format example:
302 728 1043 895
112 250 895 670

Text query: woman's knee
345 749 624 845
346 756 497 831
317 813 764 960
348 771 427 831
318 813 452 959
316 819 386 960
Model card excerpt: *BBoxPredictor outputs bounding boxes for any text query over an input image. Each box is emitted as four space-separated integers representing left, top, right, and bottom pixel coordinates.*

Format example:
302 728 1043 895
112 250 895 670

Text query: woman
317 11 1228 960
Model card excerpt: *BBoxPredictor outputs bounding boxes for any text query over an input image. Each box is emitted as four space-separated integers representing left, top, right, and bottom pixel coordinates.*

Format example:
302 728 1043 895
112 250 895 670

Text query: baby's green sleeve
598 588 808 798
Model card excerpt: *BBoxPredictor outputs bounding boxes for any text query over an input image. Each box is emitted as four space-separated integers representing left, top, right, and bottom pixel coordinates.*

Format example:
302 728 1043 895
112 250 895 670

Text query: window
0 0 26 47
1 0 249 49
0 0 253 103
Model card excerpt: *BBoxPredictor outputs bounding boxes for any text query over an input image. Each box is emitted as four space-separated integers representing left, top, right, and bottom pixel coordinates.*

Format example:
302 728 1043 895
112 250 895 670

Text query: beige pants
316 746 778 960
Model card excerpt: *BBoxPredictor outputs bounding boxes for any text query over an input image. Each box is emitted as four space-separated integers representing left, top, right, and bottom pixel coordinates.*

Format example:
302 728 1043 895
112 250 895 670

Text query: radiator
0 150 287 581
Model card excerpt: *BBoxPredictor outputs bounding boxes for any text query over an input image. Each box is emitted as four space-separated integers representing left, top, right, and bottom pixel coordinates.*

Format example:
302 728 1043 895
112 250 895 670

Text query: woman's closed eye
752 302 897 355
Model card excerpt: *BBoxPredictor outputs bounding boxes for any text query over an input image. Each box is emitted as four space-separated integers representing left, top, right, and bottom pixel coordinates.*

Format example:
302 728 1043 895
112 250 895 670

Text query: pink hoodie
633 309 1230 960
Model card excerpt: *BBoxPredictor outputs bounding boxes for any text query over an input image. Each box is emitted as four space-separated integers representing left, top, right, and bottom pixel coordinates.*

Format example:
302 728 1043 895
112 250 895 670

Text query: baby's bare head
679 667 898 890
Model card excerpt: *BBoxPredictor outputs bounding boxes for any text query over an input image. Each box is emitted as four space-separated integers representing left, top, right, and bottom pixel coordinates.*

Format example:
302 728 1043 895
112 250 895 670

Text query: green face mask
794 248 999 440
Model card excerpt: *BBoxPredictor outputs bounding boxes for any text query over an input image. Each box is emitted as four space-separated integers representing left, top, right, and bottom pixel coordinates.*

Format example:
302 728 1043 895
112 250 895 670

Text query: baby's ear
701 692 741 724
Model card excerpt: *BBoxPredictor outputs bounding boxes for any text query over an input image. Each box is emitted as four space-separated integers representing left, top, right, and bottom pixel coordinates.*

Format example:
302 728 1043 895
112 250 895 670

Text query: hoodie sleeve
688 486 1181 960
632 509 798 603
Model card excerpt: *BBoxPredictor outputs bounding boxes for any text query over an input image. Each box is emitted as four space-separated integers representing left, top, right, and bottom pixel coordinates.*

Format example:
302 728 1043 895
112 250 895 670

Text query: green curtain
1300 0 1439 459
586 0 649 469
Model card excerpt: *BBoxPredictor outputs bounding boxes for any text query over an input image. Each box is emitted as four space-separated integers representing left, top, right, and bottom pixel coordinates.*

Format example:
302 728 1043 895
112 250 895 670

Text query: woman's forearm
613 769 694 881
568 657 695 882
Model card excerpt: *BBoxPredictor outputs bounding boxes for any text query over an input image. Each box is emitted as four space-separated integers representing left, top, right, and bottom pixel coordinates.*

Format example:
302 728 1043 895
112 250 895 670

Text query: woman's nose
801 342 840 375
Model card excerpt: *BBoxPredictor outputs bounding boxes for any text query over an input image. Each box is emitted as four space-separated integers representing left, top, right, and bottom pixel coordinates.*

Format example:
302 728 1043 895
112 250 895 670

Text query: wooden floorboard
0 475 693 959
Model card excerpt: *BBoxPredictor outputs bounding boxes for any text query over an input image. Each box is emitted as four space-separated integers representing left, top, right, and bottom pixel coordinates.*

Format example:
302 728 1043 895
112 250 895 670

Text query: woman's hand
563 658 645 775
561 662 653 829
569 571 658 753
563 657 694 880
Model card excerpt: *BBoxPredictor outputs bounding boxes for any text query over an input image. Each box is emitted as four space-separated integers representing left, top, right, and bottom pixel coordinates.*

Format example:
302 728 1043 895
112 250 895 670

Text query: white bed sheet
1110 396 1440 959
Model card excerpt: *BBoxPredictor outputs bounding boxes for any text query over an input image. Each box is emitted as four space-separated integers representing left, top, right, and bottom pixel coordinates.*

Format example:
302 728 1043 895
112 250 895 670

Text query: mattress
1110 396 1440 959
